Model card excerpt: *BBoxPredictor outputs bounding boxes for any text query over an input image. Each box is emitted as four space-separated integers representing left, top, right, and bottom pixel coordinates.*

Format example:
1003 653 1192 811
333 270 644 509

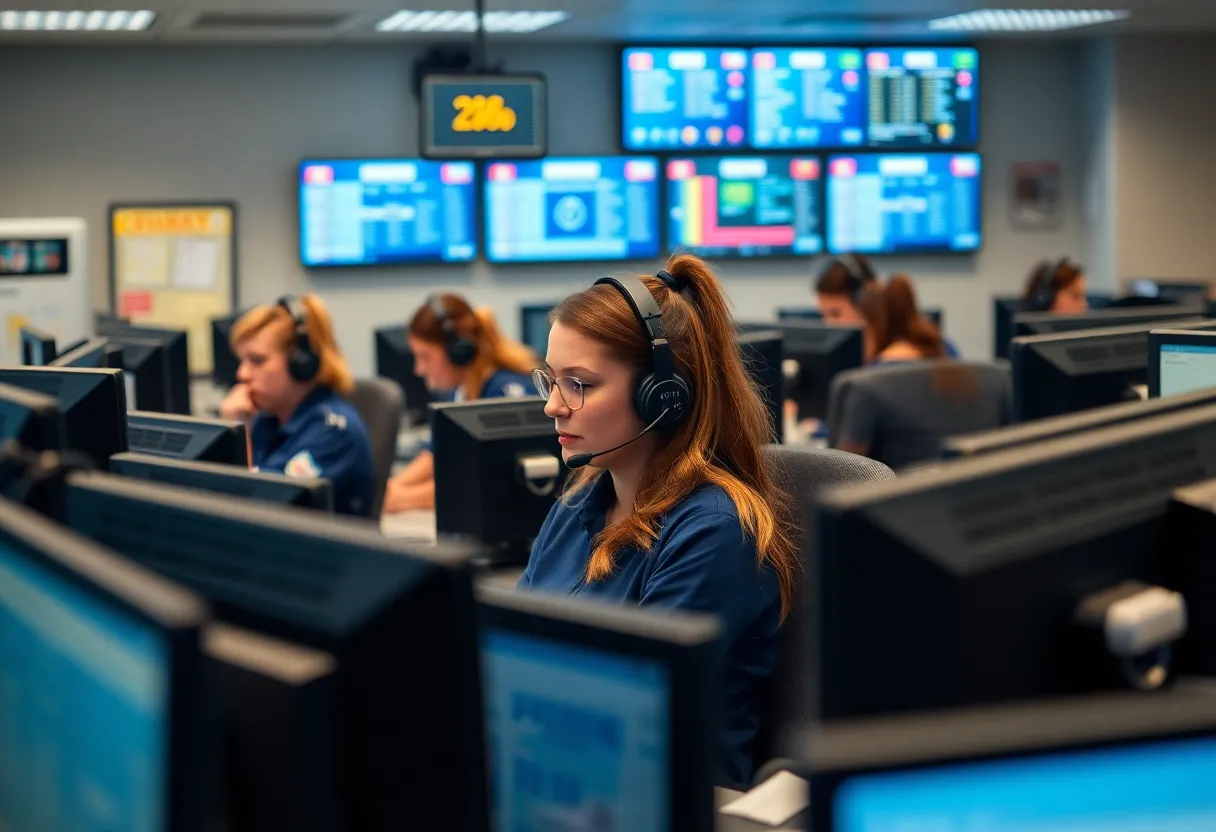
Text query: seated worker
382 293 536 513
1024 257 1089 313
815 256 959 358
219 294 374 517
519 254 798 786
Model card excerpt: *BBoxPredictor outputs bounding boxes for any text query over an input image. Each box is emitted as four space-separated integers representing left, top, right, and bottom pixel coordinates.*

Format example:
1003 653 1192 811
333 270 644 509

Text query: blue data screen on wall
667 155 823 258
299 159 478 267
0 542 169 830
865 47 979 147
485 157 661 263
750 48 866 149
827 153 981 254
481 629 670 831
622 47 750 151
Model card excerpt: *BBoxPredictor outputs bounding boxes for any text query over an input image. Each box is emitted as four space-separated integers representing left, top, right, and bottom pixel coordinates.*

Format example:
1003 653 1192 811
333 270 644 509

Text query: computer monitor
1148 329 1216 398
62 470 492 830
19 325 57 366
1012 303 1205 338
737 329 783 443
211 314 240 389
993 297 1028 361
0 493 211 831
813 403 1216 721
95 311 130 328
1011 318 1216 422
373 324 432 426
113 338 170 413
808 685 1216 832
0 381 62 454
943 386 1216 458
1128 278 1211 305
96 321 191 415
0 367 128 465
478 584 719 831
109 452 332 512
127 411 247 465
50 336 115 369
745 321 863 421
520 302 555 360
432 398 566 566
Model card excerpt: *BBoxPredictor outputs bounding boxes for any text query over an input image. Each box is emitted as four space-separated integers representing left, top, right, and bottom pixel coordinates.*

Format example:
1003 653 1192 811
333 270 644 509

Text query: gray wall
0 41 1091 372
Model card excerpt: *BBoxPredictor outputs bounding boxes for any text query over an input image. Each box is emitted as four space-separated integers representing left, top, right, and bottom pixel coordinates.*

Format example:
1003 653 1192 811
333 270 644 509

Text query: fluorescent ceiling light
929 9 1129 31
376 10 568 33
0 9 155 30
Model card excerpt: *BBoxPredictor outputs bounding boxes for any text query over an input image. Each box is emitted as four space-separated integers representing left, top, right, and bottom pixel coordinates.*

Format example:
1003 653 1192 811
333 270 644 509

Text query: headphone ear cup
635 372 692 429
447 336 478 367
288 348 320 382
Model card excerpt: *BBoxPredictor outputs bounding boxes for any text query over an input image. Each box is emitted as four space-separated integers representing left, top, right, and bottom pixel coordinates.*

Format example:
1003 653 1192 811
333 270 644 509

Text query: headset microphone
565 409 670 470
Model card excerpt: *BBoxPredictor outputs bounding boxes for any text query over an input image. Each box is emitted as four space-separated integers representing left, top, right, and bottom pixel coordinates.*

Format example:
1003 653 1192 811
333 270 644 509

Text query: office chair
826 361 1013 471
752 445 896 775
346 377 405 518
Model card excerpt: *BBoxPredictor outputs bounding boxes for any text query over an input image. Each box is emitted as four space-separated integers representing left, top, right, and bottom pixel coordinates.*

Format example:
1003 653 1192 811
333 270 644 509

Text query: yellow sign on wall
110 203 237 376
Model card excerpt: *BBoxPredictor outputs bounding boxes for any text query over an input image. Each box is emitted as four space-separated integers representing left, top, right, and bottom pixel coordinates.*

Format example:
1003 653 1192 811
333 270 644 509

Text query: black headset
1030 258 1071 312
428 295 479 367
594 273 692 431
277 295 320 383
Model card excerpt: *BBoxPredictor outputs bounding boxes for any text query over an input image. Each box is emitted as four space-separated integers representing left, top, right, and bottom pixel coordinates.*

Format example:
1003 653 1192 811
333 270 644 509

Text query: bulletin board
108 202 238 375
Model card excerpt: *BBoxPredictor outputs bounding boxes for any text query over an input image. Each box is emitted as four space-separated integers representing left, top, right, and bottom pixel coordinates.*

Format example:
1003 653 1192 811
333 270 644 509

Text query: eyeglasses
532 368 587 411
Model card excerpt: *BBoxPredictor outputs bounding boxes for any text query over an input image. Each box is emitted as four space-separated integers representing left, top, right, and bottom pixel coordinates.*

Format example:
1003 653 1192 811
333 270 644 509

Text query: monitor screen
827 152 981 254
485 157 661 263
298 159 478 267
0 540 168 829
750 48 866 149
0 238 69 277
482 628 670 830
622 47 750 151
666 155 823 258
1159 341 1216 398
864 47 979 148
520 303 555 360
831 734 1216 830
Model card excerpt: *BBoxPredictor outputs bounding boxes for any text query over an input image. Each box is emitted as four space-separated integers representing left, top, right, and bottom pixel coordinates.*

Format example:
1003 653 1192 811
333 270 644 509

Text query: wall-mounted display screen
622 47 750 151
864 47 979 148
666 154 823 258
485 156 661 263
299 159 477 267
0 239 69 277
827 152 982 254
750 48 866 149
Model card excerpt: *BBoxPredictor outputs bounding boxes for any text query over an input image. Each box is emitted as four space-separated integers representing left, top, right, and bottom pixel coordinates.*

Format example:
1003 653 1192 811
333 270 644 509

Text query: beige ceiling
1 0 1212 43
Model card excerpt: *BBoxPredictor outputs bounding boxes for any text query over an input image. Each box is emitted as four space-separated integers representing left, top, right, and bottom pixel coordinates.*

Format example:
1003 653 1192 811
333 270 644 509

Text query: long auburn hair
858 274 977 400
551 254 798 618
409 293 538 401
230 294 354 394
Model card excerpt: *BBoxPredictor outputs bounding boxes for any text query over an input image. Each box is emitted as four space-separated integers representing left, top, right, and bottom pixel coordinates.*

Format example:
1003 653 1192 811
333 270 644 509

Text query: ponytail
883 274 946 359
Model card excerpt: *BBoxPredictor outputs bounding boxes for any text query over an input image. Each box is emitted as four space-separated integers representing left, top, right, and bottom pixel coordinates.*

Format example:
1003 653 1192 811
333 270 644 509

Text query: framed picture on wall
107 201 239 376
1009 162 1062 231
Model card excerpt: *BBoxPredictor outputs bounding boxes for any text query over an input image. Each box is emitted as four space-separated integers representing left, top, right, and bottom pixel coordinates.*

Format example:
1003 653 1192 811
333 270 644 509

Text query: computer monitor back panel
737 330 783 443
1013 305 1205 338
374 325 432 426
97 322 191 415
0 381 64 453
0 367 128 464
109 452 332 512
777 322 864 420
127 412 247 465
816 404 1216 720
433 399 566 564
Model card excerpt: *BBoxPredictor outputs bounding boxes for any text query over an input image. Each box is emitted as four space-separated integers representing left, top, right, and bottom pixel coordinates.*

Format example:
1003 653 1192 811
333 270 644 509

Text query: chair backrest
826 360 1012 471
753 445 895 774
346 377 404 517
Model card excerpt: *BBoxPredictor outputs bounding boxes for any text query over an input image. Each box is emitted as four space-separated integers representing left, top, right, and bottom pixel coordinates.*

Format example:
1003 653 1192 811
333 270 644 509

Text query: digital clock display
421 74 547 159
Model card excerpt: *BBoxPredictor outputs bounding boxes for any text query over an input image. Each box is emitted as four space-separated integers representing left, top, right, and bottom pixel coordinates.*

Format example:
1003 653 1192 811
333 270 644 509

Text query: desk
380 509 436 542
716 785 808 831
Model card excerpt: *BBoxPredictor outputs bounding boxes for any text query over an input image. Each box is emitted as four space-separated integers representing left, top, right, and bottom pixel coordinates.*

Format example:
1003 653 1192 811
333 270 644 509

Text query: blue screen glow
0 541 168 832
827 152 981 254
834 735 1216 832
750 48 866 149
865 47 979 148
485 156 661 263
623 47 750 151
482 629 670 832
299 158 478 266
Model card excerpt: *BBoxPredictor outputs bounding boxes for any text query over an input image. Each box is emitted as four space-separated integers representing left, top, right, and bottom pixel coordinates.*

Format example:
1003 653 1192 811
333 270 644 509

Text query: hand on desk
383 478 435 513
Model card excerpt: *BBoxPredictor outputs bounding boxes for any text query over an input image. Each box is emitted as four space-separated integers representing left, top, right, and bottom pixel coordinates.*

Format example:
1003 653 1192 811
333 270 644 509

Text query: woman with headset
813 253 880 323
519 254 798 786
219 294 374 517
1023 258 1088 314
383 293 537 513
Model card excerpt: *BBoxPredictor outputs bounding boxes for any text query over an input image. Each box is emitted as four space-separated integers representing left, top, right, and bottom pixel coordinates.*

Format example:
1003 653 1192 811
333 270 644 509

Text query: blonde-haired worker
219 294 374 517
384 293 537 513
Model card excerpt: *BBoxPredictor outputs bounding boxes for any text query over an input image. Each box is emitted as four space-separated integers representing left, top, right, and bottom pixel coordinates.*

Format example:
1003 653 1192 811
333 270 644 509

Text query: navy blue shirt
432 369 533 403
519 475 782 785
250 386 374 517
